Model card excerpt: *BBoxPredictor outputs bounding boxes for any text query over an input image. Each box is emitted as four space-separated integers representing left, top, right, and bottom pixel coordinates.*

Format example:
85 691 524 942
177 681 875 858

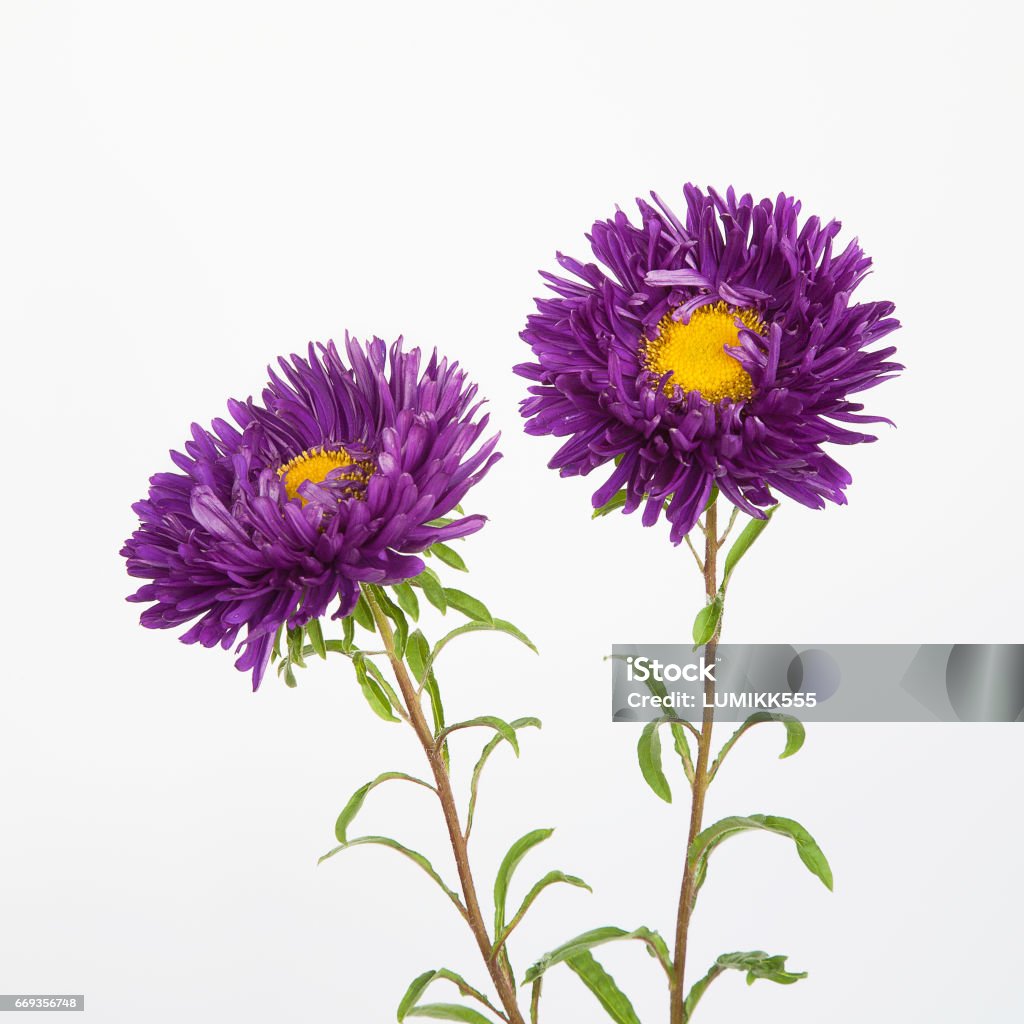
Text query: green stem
670 500 721 1024
362 587 525 1024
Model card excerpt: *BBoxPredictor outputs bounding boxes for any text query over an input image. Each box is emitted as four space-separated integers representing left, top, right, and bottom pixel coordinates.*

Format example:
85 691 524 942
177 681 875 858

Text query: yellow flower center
278 446 373 504
640 301 765 403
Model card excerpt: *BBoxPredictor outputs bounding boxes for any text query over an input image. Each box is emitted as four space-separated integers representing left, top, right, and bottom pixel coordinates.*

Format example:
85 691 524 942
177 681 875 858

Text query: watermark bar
611 644 1024 723
0 997 84 1012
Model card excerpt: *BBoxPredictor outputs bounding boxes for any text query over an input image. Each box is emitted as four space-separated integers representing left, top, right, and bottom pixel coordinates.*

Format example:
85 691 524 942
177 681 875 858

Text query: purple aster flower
123 335 500 689
515 185 902 542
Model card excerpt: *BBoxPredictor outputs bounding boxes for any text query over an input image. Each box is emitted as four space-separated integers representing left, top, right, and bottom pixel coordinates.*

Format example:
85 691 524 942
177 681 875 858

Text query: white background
1 2 1022 1021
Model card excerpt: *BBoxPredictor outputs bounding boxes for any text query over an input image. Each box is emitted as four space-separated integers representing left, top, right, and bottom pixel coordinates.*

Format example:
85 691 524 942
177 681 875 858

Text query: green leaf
287 625 306 668
410 567 447 613
431 542 468 572
289 640 349 663
710 713 805 781
629 665 694 781
341 614 355 651
353 591 376 632
525 926 672 984
406 630 431 685
592 490 628 519
363 658 403 710
418 660 449 770
406 1006 494 1024
443 589 491 623
306 618 327 660
436 716 520 757
398 971 437 1020
702 484 720 515
353 655 400 722
722 505 779 590
671 723 695 783
372 586 409 658
684 950 806 1018
318 836 462 910
430 619 537 669
466 717 541 839
397 969 500 1022
692 596 723 646
335 772 433 843
491 618 537 653
271 624 283 663
637 720 672 803
689 814 833 892
717 950 807 985
494 828 554 940
564 952 641 1024
530 978 542 1024
494 871 591 952
393 582 420 622
422 669 446 733
283 661 297 688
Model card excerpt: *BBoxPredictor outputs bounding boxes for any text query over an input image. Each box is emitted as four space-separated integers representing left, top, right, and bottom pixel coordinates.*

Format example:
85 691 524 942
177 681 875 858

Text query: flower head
515 185 902 542
123 335 500 688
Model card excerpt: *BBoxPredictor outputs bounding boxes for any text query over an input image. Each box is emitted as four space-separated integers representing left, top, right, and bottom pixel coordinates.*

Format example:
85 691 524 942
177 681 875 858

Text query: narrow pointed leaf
422 670 446 737
363 658 403 714
637 720 672 803
353 656 400 722
692 596 723 646
341 614 355 651
318 836 462 911
398 971 437 1020
372 586 409 658
335 772 434 843
397 969 500 1022
493 829 554 939
406 1006 493 1023
711 713 805 780
564 952 642 1024
443 589 491 623
722 505 779 588
306 618 327 659
671 722 695 782
353 591 376 632
393 581 420 622
436 716 520 756
430 619 537 669
689 814 833 891
491 618 537 653
495 871 591 951
525 926 671 983
430 542 468 572
406 630 431 685
466 717 541 839
411 567 448 613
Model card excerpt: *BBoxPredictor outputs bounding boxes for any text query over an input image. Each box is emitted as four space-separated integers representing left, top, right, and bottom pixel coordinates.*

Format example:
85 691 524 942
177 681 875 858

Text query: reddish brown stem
669 500 720 1024
364 589 525 1024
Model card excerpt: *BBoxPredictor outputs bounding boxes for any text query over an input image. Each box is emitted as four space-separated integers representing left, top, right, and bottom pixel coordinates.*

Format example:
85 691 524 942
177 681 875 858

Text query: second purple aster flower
123 336 500 689
515 185 902 542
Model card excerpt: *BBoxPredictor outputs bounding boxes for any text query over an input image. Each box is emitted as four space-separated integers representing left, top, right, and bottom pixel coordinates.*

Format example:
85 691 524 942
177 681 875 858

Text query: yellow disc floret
640 300 765 403
278 446 373 504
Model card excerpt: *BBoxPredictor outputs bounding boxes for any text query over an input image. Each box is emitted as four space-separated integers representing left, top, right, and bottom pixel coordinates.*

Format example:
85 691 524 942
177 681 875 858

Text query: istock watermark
612 644 1024 723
